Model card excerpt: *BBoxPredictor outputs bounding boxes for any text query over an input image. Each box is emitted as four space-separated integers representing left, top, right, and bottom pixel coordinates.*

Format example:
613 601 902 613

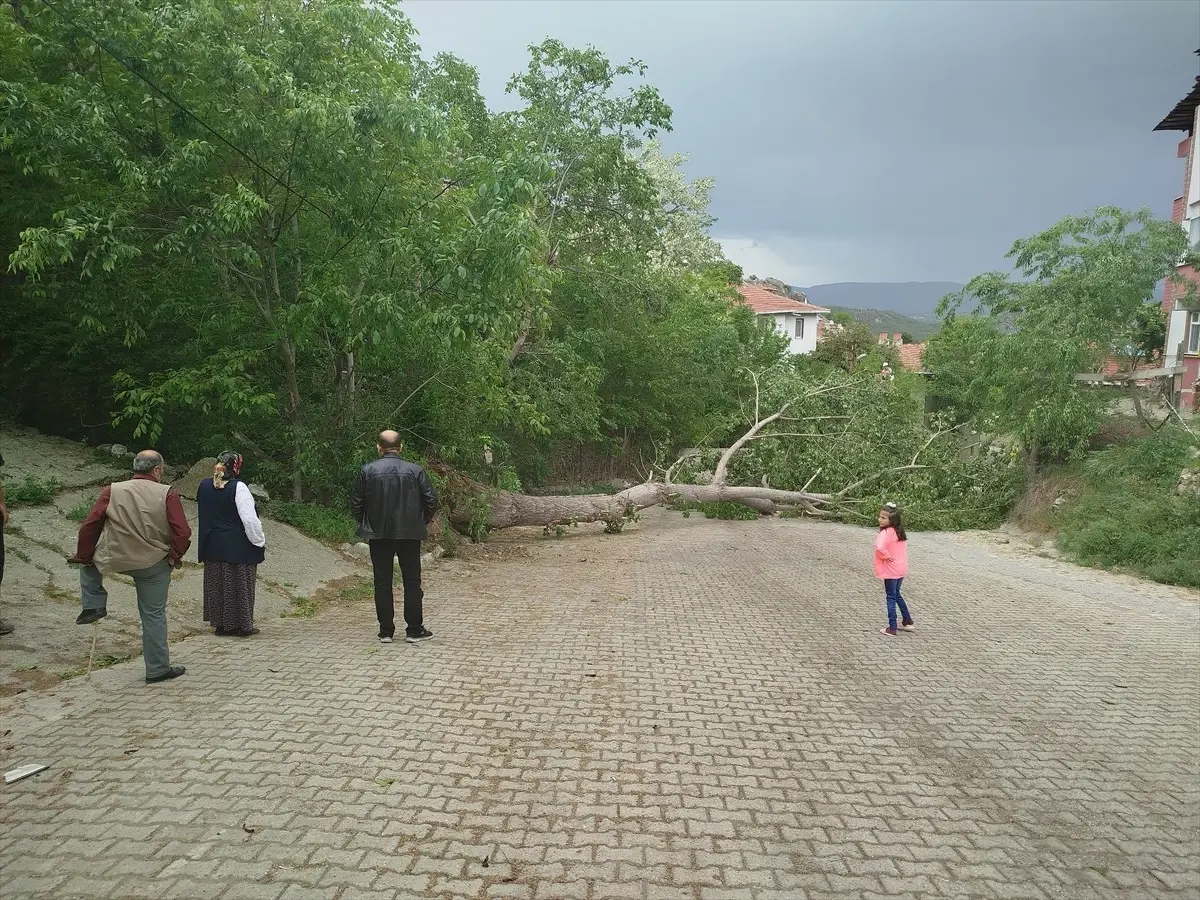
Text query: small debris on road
4 763 48 784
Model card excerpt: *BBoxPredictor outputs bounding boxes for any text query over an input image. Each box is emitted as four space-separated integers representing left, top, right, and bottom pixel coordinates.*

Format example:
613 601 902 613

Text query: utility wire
39 0 334 223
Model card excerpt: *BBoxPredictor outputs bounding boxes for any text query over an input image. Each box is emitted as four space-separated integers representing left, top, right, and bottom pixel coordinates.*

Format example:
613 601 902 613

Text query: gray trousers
80 559 172 678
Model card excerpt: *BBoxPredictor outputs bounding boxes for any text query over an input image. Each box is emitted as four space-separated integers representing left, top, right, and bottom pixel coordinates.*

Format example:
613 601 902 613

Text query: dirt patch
0 665 63 698
1008 467 1086 534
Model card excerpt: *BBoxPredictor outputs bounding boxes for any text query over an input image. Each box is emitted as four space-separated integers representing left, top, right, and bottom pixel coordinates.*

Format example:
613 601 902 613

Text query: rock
421 546 446 568
339 543 353 552
1178 469 1200 498
172 457 218 500
1052 496 1067 508
110 444 128 458
248 483 270 502
350 542 371 558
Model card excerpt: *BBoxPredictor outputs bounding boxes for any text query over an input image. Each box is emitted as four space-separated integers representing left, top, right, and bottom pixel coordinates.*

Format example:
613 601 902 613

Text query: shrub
271 502 358 544
67 497 97 522
5 476 62 506
670 499 759 521
1053 427 1199 588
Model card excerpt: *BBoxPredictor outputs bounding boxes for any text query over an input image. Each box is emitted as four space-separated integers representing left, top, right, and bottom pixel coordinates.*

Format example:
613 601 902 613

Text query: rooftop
736 283 829 315
1154 60 1200 133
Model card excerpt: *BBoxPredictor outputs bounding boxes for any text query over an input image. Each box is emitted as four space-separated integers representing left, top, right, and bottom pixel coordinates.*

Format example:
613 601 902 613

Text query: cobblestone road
2 513 1197 899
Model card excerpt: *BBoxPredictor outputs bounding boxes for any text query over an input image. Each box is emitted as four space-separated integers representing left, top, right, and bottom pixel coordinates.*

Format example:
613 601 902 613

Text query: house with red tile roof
736 282 829 355
877 332 927 372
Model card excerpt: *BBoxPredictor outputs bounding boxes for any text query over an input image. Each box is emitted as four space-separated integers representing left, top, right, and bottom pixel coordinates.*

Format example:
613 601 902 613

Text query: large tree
2 0 547 497
927 207 1194 466
1 4 781 504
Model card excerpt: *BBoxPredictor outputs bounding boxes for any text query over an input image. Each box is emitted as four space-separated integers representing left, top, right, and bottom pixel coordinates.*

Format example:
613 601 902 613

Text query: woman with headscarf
197 451 266 637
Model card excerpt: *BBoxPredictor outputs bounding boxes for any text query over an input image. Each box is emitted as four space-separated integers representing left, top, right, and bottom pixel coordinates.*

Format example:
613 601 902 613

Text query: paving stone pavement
1 512 1198 900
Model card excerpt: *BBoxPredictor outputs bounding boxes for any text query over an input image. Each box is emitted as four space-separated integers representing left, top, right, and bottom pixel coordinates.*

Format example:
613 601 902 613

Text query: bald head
132 450 164 480
377 430 401 456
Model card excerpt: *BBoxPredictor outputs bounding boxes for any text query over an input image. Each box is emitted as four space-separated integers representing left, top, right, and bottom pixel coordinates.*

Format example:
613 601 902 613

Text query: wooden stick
86 622 98 678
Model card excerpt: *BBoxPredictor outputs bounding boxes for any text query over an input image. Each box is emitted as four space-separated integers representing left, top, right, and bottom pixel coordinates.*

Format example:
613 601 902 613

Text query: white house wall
762 312 820 355
1165 308 1188 367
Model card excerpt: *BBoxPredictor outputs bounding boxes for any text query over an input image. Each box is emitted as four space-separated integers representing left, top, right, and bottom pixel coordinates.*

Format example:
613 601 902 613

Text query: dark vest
197 477 265 565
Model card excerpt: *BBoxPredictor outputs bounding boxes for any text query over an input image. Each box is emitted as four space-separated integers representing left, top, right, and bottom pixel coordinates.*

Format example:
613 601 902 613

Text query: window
1189 311 1200 355
794 317 804 339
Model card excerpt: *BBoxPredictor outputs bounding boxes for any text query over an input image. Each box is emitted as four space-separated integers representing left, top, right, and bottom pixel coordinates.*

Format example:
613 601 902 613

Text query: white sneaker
899 623 916 632
379 636 393 644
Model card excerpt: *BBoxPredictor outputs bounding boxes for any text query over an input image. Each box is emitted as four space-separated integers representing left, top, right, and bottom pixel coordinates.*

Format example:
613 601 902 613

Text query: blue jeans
884 578 911 631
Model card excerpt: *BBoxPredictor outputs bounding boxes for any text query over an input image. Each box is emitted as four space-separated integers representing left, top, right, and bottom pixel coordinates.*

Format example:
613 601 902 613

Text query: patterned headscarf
212 451 243 489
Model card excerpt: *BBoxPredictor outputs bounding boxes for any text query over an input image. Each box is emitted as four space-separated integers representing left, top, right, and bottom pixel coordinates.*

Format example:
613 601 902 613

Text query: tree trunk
257 214 306 501
440 379 944 534
1025 436 1040 478
448 481 831 531
279 336 304 501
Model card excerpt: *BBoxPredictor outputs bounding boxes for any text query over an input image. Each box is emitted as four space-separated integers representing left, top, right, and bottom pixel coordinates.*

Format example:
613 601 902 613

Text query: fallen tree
439 370 959 533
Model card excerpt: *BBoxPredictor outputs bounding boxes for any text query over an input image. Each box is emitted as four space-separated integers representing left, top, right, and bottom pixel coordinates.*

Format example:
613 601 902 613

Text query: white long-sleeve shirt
234 481 267 548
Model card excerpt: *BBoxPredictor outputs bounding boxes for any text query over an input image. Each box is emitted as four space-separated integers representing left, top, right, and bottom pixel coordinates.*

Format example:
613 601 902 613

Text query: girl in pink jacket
875 502 914 636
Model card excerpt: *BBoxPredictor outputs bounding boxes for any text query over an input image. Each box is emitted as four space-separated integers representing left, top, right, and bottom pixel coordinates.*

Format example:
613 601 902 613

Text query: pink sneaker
879 627 897 636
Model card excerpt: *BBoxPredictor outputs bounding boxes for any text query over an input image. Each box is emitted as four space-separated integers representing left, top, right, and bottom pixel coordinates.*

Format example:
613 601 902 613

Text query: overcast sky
402 0 1200 286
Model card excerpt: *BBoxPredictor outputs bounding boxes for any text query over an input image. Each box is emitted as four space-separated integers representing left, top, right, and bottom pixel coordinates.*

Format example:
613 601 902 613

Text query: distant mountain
798 282 965 319
824 306 939 341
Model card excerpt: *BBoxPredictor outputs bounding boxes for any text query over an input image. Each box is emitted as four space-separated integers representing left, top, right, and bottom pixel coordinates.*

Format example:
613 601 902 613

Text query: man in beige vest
69 450 192 683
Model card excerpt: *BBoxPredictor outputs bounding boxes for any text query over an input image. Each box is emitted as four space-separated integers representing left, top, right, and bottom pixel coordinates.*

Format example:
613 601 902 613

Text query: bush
5 476 62 506
67 497 97 522
670 498 759 521
271 502 358 544
1053 427 1199 588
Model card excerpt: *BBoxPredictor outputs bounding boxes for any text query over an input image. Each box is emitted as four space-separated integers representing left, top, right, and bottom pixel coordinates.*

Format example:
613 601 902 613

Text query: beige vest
93 479 172 574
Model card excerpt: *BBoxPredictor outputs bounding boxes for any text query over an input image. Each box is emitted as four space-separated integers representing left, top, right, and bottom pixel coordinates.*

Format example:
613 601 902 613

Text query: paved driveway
2 512 1197 899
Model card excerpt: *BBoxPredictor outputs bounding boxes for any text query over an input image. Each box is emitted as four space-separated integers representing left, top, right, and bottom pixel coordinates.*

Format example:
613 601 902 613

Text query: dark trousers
368 538 423 638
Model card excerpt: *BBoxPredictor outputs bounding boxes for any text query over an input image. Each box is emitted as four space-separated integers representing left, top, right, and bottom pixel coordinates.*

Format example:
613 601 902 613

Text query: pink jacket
874 527 908 579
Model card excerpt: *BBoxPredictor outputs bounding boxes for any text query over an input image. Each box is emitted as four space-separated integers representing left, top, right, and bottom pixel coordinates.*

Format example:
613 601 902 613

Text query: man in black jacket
0 447 12 636
351 430 438 644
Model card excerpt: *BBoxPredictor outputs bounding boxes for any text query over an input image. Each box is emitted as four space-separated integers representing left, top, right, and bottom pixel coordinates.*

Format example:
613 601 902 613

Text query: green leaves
0 8 762 504
929 207 1191 465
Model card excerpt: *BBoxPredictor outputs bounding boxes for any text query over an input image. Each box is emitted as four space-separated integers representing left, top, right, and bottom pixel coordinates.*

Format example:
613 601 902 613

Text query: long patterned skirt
203 561 257 632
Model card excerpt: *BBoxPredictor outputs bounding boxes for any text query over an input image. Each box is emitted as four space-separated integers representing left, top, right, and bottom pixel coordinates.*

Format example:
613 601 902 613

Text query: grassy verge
1020 426 1199 589
270 501 358 544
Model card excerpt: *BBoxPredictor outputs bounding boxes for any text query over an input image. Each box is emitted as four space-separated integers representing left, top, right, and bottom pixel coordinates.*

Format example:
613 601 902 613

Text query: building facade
1156 66 1200 413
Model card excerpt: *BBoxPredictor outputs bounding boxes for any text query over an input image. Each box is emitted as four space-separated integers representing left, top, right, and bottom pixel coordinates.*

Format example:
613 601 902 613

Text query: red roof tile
897 344 925 371
736 283 829 315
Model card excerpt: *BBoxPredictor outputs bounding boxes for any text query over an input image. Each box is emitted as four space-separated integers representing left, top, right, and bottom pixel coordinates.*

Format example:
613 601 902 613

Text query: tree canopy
925 207 1194 465
0 0 770 500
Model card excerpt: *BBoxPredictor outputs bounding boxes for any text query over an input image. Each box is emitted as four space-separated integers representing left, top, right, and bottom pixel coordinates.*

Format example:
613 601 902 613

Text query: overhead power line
38 0 333 223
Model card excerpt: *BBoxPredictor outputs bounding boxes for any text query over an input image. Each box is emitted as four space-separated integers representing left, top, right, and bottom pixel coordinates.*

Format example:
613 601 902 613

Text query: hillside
0 425 369 698
799 282 964 318
825 305 939 341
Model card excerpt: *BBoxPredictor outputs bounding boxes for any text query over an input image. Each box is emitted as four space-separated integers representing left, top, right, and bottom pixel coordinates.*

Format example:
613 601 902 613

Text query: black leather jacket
350 453 437 541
